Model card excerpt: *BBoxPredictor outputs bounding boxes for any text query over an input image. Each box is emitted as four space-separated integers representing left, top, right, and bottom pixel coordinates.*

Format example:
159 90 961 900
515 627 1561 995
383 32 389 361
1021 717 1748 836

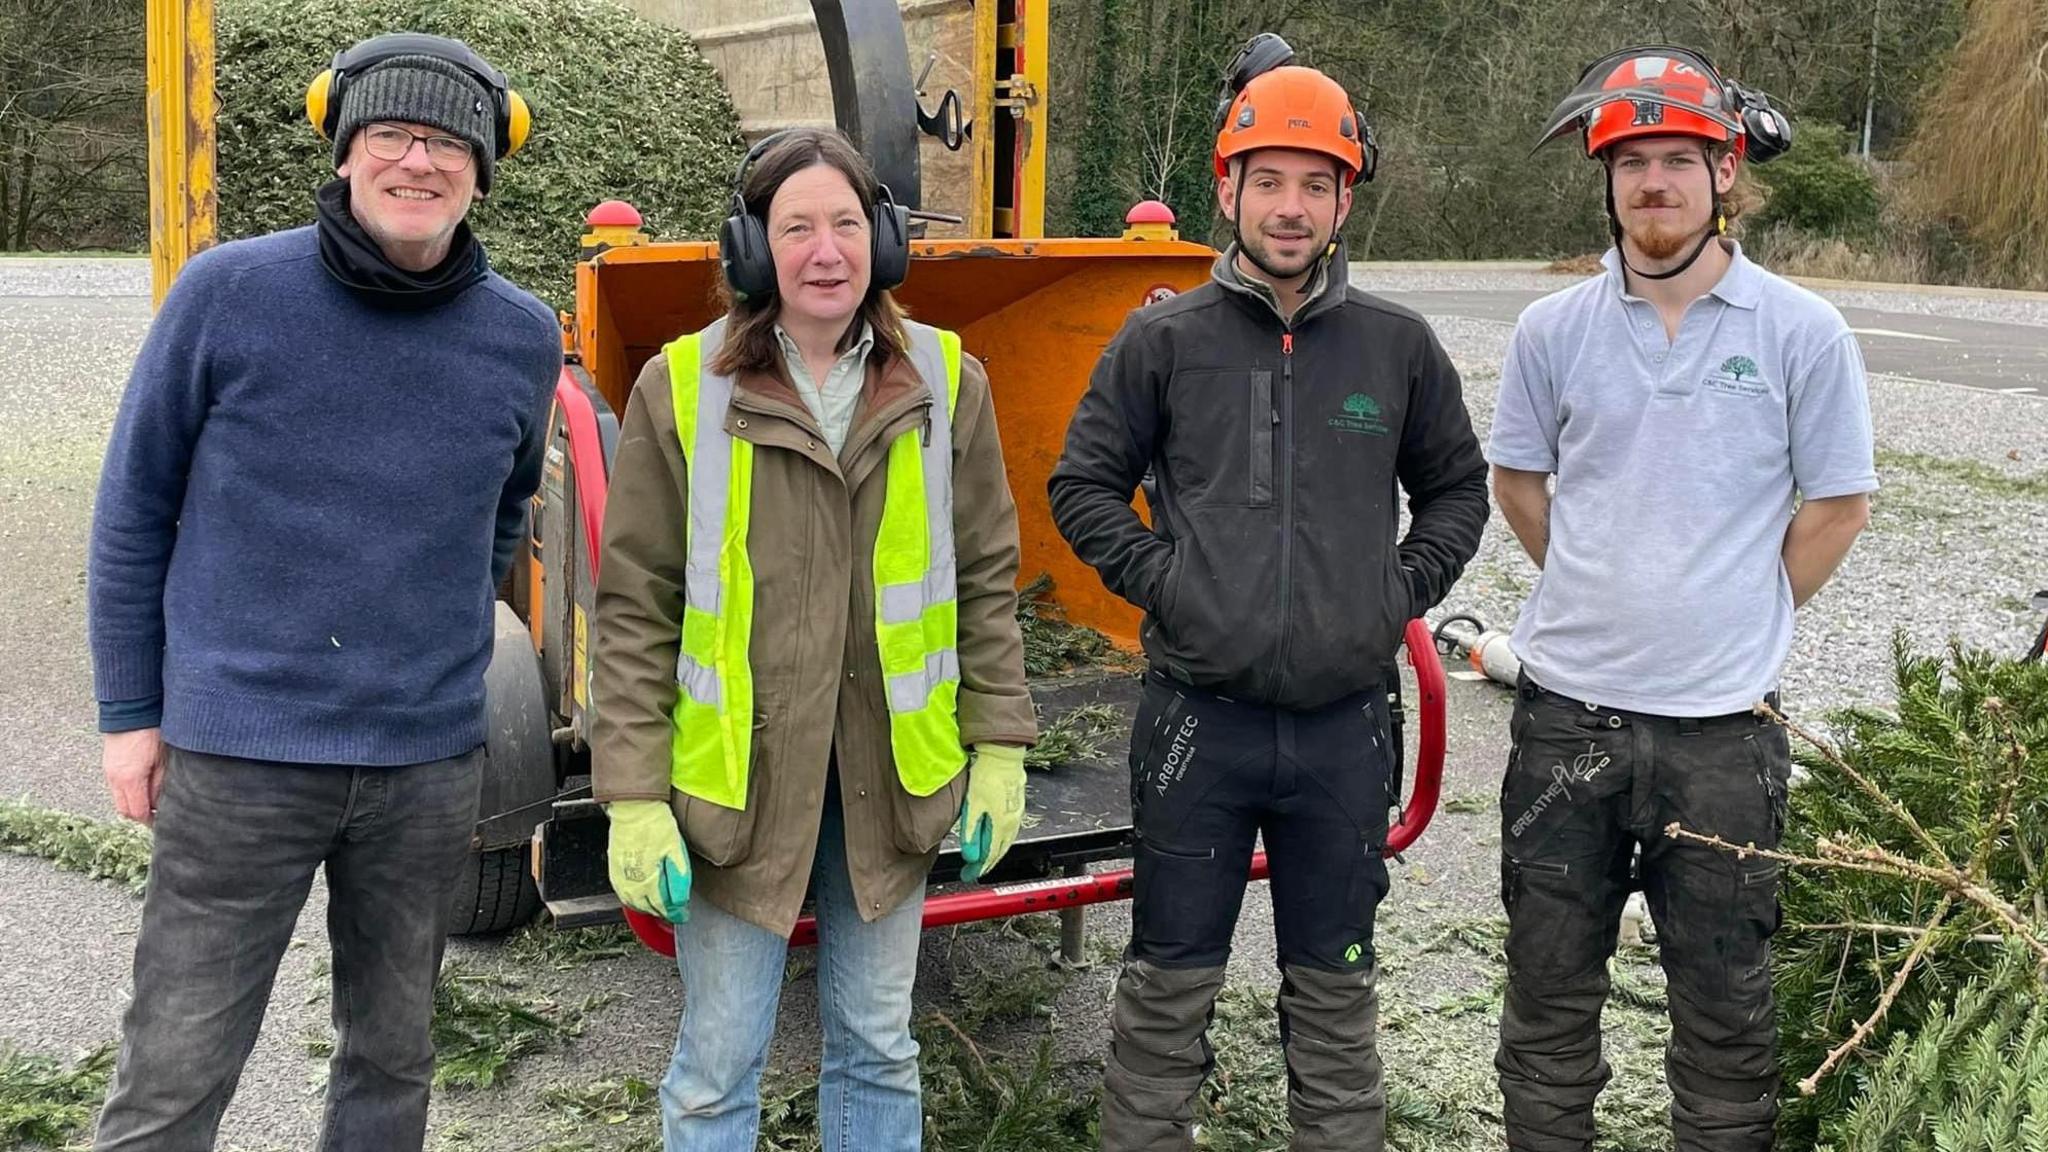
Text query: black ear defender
1353 115 1379 183
718 129 914 303
305 32 529 157
718 132 787 303
869 183 910 291
1729 80 1794 164
1213 32 1298 135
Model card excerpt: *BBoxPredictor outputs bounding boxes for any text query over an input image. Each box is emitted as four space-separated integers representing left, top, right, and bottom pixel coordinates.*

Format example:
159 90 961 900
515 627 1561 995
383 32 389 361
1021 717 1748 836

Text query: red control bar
620 618 1447 958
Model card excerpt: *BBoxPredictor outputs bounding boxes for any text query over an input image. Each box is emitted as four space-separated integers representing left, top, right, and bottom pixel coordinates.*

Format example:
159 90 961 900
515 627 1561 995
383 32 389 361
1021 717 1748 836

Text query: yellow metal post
147 0 217 309
967 0 996 239
983 0 1047 239
1013 0 1047 238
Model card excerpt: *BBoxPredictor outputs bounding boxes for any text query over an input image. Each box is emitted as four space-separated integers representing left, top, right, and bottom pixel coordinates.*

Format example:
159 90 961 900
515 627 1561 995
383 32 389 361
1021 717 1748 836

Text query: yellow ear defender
504 89 530 157
303 33 529 158
306 70 337 139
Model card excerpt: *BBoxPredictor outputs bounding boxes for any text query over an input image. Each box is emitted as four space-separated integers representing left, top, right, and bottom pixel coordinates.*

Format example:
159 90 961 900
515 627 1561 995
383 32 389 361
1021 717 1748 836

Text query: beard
1622 195 1705 263
1240 223 1325 280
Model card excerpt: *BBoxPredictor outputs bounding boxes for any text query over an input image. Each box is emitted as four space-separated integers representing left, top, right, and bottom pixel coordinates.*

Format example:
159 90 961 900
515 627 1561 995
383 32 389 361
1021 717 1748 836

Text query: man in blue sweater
86 34 560 1151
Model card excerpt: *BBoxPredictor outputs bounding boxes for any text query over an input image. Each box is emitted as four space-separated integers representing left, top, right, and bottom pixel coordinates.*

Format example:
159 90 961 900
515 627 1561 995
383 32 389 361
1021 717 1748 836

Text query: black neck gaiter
314 178 488 310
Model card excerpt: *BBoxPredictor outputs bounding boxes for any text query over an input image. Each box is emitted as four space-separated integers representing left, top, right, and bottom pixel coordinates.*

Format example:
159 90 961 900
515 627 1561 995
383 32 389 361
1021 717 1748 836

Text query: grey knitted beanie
333 54 497 195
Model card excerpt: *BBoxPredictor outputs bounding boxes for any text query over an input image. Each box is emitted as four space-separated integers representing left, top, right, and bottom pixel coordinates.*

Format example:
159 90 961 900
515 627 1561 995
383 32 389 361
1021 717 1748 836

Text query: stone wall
626 0 978 235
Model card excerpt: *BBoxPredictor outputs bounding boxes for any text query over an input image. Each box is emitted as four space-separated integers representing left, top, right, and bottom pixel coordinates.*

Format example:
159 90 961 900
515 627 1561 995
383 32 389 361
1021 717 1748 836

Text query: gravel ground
0 257 152 299
1 256 2042 1150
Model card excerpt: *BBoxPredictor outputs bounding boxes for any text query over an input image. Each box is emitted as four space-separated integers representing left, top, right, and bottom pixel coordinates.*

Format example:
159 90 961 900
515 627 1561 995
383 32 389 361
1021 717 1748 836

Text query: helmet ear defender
1213 32 1298 136
1353 114 1379 184
718 130 912 304
305 33 530 158
1729 80 1793 163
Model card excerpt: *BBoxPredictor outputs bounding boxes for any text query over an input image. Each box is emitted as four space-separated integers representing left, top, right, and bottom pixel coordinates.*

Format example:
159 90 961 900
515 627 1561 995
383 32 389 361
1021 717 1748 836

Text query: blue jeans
660 796 926 1152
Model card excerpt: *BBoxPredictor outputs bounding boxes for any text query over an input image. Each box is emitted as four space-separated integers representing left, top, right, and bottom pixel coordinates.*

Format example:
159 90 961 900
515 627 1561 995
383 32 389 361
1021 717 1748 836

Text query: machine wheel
450 601 557 936
451 843 542 936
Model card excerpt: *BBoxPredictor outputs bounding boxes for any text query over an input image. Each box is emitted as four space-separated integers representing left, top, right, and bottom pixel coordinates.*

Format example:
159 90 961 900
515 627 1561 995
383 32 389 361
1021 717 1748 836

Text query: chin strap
1606 146 1725 284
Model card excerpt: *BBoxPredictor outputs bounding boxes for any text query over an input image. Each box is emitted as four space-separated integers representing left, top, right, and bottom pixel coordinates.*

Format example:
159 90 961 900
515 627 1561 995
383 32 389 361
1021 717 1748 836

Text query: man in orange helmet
1050 36 1488 1152
1487 47 1875 1152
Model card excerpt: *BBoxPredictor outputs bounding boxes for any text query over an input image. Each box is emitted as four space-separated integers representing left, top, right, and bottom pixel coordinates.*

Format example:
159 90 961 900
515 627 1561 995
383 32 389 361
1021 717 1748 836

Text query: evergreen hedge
215 0 744 308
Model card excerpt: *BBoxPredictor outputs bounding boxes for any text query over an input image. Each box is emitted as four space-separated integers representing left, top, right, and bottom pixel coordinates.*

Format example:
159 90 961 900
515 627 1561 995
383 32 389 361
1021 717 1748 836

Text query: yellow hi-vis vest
664 316 966 810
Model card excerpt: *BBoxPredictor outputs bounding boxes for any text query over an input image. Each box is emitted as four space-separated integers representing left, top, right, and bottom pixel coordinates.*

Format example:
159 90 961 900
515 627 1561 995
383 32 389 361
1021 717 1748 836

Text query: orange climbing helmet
1214 63 1375 183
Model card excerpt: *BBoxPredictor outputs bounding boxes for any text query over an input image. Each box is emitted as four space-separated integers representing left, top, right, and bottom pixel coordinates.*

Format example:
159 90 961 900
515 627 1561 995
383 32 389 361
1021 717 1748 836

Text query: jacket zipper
1270 328 1296 701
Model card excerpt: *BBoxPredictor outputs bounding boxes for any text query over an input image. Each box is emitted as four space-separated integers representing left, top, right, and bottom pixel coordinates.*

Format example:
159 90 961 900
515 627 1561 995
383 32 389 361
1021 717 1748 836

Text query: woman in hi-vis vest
588 126 1039 1152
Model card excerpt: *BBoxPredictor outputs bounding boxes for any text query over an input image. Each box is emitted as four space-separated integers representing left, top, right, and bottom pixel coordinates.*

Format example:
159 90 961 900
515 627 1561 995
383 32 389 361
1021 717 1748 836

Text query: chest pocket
1163 367 1276 509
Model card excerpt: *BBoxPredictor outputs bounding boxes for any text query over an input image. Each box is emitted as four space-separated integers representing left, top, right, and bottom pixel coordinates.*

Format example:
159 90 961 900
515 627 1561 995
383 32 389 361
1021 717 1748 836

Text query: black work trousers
1496 675 1792 1152
1101 669 1393 1152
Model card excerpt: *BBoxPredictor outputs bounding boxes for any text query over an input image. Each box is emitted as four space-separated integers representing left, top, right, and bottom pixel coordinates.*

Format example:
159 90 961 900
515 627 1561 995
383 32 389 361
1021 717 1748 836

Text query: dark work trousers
1496 675 1792 1152
94 745 484 1152
1100 669 1394 1152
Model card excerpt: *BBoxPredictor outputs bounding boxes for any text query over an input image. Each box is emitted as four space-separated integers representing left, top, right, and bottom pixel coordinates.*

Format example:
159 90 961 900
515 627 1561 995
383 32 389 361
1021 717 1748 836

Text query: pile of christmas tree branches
1669 636 2047 1150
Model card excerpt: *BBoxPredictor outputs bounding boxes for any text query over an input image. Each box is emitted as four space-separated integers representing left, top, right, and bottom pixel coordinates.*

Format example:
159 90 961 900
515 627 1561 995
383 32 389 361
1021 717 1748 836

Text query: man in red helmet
1050 44 1488 1152
1487 47 1876 1152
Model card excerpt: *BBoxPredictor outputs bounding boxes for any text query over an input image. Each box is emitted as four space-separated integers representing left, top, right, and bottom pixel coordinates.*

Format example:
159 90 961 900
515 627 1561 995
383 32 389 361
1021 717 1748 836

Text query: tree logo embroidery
1330 392 1389 436
1706 354 1769 398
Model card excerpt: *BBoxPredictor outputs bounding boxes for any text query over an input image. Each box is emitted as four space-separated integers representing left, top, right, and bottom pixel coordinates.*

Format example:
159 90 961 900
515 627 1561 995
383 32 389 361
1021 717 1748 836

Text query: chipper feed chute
570 234 1219 647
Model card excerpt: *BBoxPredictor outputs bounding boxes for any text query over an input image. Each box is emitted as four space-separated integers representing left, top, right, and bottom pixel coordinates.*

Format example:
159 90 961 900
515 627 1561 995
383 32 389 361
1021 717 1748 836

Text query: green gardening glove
957 743 1027 883
606 800 692 923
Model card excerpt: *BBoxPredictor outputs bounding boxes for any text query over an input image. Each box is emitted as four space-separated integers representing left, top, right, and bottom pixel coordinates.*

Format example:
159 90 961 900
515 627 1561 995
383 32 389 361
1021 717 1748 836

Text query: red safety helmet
1535 46 1751 159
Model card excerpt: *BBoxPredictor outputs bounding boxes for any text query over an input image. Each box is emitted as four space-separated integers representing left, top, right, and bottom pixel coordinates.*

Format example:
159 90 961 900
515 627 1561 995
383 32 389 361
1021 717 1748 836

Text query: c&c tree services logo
1329 392 1390 437
1704 353 1769 398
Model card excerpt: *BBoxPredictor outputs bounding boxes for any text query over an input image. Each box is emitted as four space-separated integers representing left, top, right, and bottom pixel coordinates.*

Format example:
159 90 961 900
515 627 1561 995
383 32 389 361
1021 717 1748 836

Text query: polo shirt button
1654 354 1665 363
858 788 867 798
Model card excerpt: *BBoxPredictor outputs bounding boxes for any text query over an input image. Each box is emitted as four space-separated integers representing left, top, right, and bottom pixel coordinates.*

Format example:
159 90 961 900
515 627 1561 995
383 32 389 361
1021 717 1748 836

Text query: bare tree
0 0 145 250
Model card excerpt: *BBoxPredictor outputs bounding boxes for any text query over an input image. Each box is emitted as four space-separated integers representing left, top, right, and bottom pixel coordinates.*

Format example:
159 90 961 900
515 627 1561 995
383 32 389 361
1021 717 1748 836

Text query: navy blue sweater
88 226 561 765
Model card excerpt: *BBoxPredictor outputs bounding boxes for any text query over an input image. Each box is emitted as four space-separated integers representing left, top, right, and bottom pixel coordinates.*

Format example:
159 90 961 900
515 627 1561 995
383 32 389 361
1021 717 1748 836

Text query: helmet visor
1533 46 1744 152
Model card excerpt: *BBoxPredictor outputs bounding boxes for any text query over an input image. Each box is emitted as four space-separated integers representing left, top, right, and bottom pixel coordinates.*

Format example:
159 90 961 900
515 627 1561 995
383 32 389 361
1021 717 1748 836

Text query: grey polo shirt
1486 242 1878 716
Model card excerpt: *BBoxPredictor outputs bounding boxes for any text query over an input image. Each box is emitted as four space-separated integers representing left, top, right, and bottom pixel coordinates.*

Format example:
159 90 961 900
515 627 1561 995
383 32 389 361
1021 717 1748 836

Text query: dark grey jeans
94 745 483 1152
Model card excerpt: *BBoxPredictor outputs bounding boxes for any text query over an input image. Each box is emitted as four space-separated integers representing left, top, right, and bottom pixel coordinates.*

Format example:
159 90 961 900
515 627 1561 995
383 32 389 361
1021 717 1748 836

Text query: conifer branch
1986 702 2046 926
2015 836 2047 928
1798 896 1955 1096
1965 698 2025 883
1664 825 2048 965
1758 700 1952 867
1814 839 2044 954
1791 921 2009 945
1662 825 1900 878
